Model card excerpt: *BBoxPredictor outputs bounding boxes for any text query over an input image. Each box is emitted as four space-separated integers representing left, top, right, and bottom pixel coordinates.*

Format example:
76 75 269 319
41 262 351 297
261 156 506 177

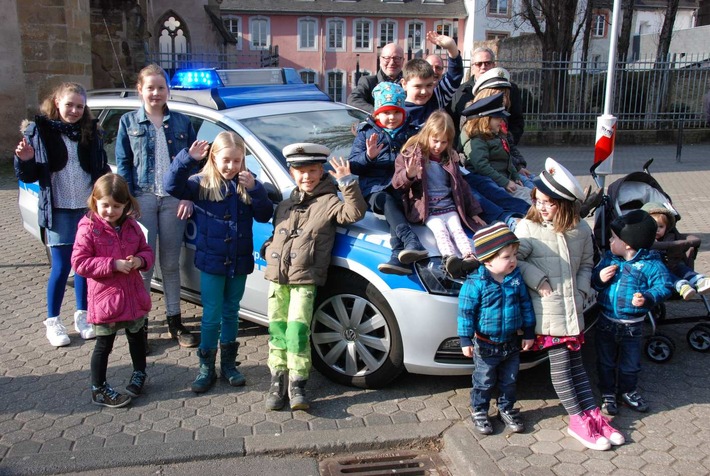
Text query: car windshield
240 108 367 169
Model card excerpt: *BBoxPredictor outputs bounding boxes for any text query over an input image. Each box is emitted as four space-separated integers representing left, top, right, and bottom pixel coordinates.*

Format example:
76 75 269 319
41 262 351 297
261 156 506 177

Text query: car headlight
414 257 464 296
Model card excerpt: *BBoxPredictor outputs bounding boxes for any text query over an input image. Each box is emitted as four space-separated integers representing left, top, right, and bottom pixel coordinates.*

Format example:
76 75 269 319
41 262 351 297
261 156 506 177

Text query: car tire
311 271 404 388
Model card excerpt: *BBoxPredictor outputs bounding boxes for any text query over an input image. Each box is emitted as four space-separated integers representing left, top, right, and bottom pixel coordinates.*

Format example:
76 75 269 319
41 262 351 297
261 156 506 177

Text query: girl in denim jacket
115 64 198 352
72 174 154 408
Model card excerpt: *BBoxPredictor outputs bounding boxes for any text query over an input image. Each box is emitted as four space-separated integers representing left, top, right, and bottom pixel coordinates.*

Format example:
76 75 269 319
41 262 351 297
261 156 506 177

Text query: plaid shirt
592 249 673 322
457 266 536 347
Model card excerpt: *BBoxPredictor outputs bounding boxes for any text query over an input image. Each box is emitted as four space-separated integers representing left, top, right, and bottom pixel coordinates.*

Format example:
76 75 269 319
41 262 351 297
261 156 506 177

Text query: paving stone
530 441 563 455
525 453 560 468
496 455 530 473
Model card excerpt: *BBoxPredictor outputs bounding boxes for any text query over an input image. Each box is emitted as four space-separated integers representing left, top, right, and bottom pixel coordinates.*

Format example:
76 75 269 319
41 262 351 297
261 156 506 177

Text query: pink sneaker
567 413 611 450
587 408 625 446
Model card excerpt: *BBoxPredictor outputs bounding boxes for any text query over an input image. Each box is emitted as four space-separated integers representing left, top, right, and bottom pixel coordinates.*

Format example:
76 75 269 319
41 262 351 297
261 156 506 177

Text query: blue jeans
136 193 186 317
595 316 644 395
199 272 247 351
471 338 520 413
463 173 530 224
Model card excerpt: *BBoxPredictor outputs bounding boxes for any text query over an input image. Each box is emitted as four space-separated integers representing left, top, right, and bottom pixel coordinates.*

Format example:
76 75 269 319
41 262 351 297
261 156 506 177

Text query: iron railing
482 53 710 131
146 46 279 78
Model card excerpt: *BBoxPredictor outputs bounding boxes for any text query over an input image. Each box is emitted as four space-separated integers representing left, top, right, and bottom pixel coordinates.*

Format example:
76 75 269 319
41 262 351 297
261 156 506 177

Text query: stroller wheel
686 324 710 353
644 334 675 363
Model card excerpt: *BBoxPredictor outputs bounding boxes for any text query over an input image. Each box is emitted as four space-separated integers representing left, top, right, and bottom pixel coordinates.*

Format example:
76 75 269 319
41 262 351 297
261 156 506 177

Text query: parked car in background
17 68 550 388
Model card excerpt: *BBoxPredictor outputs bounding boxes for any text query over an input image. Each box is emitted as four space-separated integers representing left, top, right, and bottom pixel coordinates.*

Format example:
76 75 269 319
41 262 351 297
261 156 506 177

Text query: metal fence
485 54 710 131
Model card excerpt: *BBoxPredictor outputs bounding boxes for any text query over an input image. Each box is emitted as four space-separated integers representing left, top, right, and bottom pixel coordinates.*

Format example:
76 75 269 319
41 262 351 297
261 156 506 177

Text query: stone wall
90 0 146 89
0 0 27 158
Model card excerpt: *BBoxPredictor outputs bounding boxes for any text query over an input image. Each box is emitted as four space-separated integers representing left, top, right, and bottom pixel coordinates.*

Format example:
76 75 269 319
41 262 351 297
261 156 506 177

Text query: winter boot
289 377 309 411
191 348 217 393
167 314 198 348
395 224 428 264
265 370 288 411
378 235 412 275
220 341 246 387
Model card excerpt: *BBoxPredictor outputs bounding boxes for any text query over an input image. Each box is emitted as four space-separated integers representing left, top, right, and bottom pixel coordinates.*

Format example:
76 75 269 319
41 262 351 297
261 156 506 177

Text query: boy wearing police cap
592 209 674 416
261 143 367 411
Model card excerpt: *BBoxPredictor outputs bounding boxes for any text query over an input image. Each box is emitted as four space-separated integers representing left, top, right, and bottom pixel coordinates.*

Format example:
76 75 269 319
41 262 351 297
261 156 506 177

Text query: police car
17 68 549 388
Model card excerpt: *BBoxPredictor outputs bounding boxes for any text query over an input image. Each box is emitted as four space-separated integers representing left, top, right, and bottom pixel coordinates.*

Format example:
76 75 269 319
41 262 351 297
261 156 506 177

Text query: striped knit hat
473 222 519 262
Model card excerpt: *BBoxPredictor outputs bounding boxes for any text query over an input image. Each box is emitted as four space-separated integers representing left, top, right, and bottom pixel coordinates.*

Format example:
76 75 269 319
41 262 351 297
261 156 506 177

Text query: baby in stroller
641 202 710 300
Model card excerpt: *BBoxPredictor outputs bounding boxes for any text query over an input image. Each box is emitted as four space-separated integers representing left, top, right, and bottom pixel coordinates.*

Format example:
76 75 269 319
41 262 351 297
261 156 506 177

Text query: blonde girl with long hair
165 131 273 394
392 111 486 277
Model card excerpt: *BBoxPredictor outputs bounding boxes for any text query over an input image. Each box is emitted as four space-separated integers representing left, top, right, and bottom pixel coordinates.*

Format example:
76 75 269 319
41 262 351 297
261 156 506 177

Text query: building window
298 17 318 50
327 70 345 102
486 31 510 41
223 16 242 50
378 20 397 47
249 16 270 50
327 18 346 51
406 21 425 51
488 0 509 16
354 19 373 51
158 13 189 71
352 69 372 85
593 12 608 38
300 70 317 84
433 21 456 51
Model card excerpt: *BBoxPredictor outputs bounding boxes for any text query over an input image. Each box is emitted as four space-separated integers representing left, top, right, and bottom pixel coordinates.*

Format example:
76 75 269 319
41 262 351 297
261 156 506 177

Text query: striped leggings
548 346 596 416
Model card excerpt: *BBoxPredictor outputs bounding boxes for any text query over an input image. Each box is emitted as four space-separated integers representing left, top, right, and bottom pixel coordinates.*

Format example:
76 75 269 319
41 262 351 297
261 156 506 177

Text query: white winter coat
515 219 595 337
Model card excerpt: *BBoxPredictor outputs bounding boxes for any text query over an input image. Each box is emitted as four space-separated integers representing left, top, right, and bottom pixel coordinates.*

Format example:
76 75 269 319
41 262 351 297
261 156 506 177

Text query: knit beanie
372 82 406 118
473 222 519 262
640 201 677 231
610 209 658 251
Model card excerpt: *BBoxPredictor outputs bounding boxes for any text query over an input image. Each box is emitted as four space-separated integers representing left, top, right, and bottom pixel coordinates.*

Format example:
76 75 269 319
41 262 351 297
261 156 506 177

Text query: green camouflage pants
267 282 316 379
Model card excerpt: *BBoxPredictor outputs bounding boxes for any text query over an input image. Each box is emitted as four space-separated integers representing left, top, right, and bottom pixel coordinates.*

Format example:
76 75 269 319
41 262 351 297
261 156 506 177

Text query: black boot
378 236 412 275
289 378 309 411
167 314 198 348
265 370 287 411
220 341 246 387
395 224 428 264
191 348 217 393
143 319 151 356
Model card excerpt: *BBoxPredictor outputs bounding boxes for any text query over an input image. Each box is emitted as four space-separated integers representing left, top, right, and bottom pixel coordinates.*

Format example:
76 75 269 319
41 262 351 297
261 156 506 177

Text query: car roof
88 67 334 111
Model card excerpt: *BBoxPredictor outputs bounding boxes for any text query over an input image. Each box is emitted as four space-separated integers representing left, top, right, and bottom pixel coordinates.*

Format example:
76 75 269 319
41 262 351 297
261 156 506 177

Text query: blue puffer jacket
164 151 274 277
349 116 417 198
592 249 674 321
116 106 196 196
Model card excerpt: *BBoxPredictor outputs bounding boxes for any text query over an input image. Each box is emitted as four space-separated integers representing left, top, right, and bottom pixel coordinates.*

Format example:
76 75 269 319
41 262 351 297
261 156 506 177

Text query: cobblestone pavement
0 144 708 475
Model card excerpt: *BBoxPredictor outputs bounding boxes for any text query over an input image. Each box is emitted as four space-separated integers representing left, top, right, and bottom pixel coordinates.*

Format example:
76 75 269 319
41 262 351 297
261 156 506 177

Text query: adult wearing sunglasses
348 43 405 113
449 47 525 146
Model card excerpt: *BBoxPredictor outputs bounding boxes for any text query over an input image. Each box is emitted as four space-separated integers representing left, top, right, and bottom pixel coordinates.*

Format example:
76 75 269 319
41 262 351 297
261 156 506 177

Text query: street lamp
407 35 413 61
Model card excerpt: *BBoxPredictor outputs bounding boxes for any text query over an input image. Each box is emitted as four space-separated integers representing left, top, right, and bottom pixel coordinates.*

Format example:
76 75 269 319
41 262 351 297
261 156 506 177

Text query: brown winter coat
262 175 367 286
391 145 484 232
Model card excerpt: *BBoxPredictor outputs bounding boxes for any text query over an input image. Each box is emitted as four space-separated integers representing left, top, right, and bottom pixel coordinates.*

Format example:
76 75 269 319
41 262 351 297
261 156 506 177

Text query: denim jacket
115 106 196 195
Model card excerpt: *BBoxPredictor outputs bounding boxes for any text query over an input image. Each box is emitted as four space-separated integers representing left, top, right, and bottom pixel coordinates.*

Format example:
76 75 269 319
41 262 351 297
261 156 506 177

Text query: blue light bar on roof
171 69 224 90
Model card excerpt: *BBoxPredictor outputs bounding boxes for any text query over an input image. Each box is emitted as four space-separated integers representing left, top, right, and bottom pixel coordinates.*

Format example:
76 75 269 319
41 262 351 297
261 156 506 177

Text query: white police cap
282 143 331 167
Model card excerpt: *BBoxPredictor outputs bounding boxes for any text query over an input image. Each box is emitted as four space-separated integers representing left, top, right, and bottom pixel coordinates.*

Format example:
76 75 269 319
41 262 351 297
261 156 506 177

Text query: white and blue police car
17 68 549 388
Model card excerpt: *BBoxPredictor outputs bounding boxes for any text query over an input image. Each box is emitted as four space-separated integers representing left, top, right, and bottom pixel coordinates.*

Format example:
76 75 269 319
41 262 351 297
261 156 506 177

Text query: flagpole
592 0 623 248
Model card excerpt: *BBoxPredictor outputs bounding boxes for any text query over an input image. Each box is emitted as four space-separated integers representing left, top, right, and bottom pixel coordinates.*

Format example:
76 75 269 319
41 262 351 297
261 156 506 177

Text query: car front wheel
311 272 404 388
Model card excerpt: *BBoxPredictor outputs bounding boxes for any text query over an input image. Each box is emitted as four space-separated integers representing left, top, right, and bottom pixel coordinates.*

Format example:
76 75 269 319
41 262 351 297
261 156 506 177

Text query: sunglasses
473 61 494 68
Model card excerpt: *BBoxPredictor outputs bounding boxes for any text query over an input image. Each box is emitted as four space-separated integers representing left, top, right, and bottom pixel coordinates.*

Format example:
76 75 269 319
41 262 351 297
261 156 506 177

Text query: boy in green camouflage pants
261 143 366 411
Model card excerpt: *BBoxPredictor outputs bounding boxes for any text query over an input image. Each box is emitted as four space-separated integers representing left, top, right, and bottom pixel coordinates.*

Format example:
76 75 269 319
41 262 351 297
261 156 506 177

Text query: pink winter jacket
71 213 154 325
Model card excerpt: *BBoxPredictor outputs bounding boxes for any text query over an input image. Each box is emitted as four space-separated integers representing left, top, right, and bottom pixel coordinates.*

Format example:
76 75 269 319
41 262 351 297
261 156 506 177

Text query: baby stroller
591 159 710 363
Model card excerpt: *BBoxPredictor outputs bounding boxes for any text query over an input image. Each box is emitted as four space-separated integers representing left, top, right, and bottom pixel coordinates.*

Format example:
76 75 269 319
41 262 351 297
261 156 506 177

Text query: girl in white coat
515 158 623 451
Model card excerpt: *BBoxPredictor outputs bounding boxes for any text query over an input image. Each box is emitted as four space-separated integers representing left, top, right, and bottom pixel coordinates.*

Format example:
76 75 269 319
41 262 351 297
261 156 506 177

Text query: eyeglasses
534 199 557 209
472 61 494 68
380 56 404 63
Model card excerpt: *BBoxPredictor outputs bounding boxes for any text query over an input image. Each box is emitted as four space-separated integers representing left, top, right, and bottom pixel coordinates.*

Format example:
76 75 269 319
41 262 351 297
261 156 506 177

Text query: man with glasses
425 54 445 83
348 43 405 113
449 47 524 145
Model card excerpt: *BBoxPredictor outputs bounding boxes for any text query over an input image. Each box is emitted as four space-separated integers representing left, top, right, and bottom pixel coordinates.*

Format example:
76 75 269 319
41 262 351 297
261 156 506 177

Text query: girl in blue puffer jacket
165 132 273 394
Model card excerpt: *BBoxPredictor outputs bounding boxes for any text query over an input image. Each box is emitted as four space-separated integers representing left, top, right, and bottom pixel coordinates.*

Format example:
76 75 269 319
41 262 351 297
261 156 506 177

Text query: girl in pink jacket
72 174 154 408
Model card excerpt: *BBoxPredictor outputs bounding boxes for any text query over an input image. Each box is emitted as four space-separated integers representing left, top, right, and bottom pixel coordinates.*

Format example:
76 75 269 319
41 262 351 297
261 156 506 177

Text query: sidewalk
0 144 709 475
